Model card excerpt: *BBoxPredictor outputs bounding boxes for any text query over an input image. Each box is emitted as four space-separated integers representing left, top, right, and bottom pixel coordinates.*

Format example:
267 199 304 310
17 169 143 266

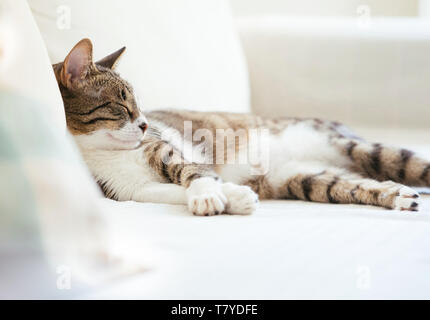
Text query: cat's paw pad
222 183 259 215
186 177 227 216
393 186 420 212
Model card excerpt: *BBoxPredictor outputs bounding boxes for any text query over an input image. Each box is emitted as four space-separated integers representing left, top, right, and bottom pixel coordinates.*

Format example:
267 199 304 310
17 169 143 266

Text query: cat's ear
60 38 94 88
95 46 126 70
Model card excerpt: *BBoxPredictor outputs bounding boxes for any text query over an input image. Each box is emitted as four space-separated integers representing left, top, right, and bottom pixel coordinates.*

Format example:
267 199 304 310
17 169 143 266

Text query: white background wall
230 0 420 17
233 0 430 130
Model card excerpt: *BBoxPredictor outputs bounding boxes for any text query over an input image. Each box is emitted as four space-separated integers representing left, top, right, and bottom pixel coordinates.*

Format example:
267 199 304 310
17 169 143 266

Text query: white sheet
82 193 430 299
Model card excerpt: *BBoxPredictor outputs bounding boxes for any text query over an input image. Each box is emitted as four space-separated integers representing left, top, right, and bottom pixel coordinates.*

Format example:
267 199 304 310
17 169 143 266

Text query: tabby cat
54 39 430 215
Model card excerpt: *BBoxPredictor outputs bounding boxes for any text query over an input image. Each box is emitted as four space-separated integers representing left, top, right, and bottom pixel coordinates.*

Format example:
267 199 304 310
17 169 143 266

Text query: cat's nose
139 123 148 133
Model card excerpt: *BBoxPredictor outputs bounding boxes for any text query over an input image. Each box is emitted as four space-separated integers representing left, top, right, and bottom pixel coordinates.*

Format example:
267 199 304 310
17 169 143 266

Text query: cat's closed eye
124 107 133 118
120 89 127 101
115 101 132 118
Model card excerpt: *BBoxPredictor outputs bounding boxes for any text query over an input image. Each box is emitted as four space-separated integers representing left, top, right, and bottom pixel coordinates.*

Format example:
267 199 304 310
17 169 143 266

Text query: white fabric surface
238 17 430 129
0 0 65 129
29 0 250 113
83 193 430 299
0 1 123 297
0 0 103 255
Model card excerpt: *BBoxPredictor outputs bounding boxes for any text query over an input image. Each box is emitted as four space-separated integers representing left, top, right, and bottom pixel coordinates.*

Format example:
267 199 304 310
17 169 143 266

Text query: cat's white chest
81 147 164 187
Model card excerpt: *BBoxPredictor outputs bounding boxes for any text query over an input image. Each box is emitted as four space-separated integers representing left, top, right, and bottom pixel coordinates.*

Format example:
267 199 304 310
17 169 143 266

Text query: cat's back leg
332 137 430 187
279 170 420 211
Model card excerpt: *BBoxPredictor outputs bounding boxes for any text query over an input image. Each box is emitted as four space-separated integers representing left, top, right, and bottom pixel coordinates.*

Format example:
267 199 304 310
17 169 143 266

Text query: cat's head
53 38 147 150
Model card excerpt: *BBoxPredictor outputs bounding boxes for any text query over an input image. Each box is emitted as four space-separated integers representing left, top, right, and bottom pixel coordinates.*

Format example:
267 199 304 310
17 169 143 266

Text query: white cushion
0 0 65 128
28 0 250 113
0 0 118 297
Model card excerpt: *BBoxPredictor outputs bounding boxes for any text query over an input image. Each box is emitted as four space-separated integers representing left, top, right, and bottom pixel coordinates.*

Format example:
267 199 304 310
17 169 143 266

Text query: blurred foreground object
0 0 142 299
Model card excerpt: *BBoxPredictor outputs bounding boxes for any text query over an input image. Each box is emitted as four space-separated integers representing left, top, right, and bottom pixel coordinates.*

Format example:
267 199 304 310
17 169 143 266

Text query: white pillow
29 0 250 113
0 0 65 129
0 0 130 296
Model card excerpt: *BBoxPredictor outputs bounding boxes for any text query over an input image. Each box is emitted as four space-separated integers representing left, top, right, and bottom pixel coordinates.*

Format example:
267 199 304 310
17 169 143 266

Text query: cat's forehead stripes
55 61 143 135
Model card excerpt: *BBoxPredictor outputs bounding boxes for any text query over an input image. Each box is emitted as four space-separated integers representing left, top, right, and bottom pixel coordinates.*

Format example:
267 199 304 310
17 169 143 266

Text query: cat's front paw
186 177 227 216
222 183 259 215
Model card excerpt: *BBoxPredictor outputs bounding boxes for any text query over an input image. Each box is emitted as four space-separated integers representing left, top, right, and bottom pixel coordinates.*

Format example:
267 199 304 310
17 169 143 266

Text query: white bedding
83 193 430 299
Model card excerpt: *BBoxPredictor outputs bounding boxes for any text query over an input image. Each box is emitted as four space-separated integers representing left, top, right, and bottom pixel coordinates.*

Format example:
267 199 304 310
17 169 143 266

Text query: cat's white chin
106 133 144 149
74 129 144 151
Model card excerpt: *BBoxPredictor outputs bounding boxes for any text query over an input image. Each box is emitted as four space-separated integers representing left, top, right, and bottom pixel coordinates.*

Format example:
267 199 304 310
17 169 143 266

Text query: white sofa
88 18 430 299
1 1 430 299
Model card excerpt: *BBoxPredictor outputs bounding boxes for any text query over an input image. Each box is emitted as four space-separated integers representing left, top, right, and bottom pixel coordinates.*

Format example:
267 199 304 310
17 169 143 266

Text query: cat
54 38 430 215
